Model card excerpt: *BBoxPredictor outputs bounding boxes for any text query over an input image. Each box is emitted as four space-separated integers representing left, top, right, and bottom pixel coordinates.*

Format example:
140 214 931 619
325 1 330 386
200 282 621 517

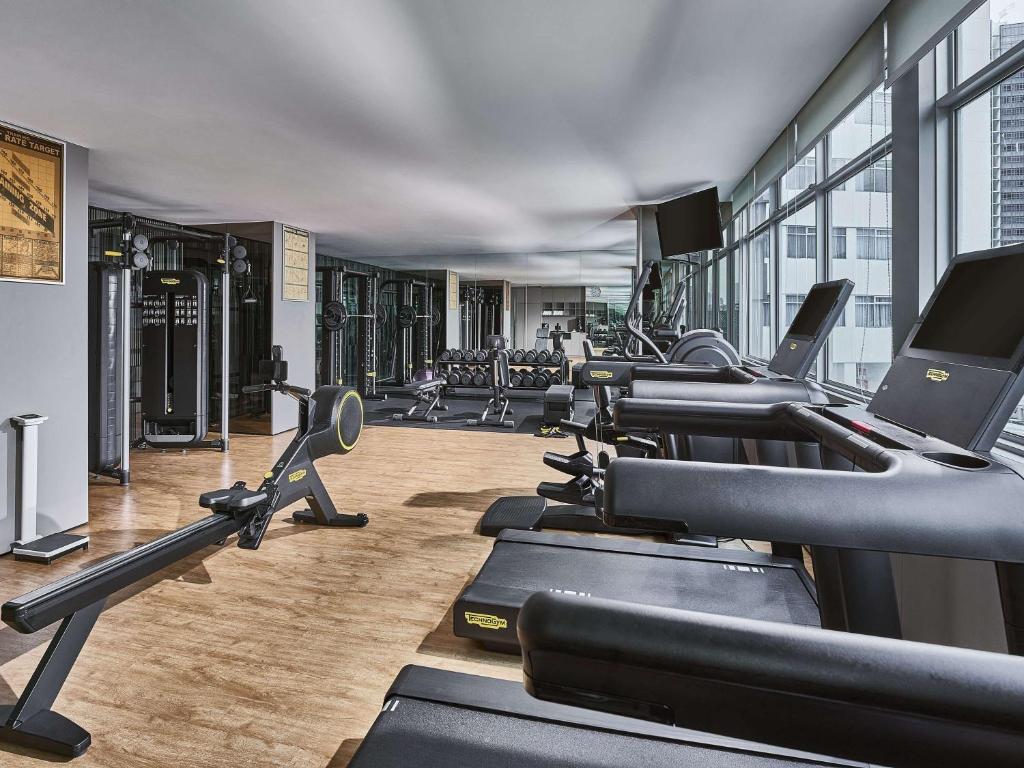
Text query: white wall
0 139 89 552
271 223 316 434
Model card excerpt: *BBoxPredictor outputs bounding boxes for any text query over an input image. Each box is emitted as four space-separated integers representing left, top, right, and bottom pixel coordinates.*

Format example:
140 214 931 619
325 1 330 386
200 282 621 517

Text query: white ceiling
0 0 888 284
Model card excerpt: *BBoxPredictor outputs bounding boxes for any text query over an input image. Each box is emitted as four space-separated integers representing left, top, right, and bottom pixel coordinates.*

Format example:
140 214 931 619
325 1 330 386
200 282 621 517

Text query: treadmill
349 244 1024 768
477 278 850 540
457 246 1024 652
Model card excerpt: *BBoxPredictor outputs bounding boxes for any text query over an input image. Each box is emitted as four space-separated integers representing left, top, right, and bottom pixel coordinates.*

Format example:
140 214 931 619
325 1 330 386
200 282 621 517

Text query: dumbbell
471 369 486 387
534 370 550 388
438 349 451 362
510 371 524 387
512 349 526 363
448 367 465 385
474 349 488 362
484 371 494 386
522 371 536 387
550 350 564 364
524 349 538 363
549 372 562 385
537 349 551 363
450 349 464 361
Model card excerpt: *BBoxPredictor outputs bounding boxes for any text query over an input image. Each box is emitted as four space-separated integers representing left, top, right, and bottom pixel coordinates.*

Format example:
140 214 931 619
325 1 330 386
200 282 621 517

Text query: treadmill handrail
602 448 1024 563
614 397 814 436
628 364 756 384
518 592 1024 768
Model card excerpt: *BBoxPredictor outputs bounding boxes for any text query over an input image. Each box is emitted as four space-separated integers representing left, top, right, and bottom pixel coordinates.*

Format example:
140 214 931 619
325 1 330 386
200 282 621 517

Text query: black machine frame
88 211 249 482
0 349 367 758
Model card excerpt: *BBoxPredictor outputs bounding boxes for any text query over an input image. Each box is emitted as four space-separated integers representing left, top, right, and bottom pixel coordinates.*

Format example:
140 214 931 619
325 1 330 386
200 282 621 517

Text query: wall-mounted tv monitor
656 187 723 256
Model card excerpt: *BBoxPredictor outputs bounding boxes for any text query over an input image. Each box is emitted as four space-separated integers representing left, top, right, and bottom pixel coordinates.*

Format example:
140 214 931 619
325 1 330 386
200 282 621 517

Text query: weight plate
430 306 442 327
397 304 417 328
132 233 149 252
322 300 348 332
231 244 247 260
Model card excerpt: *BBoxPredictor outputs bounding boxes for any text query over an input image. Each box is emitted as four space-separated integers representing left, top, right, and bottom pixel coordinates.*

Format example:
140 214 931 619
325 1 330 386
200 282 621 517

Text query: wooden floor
0 424 562 767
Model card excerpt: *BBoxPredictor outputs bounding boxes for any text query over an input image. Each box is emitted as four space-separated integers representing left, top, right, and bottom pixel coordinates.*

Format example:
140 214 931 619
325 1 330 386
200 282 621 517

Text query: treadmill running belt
455 532 818 650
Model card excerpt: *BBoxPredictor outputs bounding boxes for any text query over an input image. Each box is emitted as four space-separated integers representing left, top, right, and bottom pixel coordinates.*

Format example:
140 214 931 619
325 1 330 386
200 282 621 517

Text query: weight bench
393 378 448 423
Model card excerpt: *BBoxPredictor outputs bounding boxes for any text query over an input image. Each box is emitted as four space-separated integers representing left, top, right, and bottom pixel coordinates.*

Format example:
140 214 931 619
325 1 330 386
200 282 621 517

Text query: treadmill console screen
785 282 844 339
912 251 1024 362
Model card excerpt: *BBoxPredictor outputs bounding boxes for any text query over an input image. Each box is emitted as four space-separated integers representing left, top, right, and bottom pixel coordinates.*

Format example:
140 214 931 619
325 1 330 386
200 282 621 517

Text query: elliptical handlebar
623 262 668 364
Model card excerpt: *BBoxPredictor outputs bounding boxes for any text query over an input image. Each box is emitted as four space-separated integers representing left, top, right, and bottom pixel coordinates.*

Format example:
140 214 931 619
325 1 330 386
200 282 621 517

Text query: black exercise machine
0 347 366 758
518 593 1024 767
479 279 853 539
457 245 1024 652
393 378 449 423
466 335 514 428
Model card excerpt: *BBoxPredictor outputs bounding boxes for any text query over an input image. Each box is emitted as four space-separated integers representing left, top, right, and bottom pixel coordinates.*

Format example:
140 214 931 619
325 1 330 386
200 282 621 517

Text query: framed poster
0 124 63 284
282 225 309 301
448 271 459 310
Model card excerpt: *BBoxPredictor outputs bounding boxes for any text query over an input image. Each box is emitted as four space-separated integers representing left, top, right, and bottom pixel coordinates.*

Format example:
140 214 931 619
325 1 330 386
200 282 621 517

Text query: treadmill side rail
519 592 1024 768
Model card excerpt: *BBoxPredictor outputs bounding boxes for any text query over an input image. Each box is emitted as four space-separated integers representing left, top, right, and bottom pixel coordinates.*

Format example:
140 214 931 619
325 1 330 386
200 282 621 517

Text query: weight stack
140 270 210 447
88 262 124 474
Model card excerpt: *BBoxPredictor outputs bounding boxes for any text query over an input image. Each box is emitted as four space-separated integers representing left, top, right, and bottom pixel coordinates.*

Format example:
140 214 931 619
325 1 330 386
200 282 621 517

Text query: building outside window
855 295 892 328
827 85 892 393
785 293 807 326
956 1 1024 432
781 150 816 203
747 230 773 359
856 227 892 260
785 224 816 258
751 187 772 228
832 227 848 258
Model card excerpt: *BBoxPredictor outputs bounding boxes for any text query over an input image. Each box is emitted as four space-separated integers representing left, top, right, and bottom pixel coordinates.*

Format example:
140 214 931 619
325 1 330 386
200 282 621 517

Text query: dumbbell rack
436 349 570 391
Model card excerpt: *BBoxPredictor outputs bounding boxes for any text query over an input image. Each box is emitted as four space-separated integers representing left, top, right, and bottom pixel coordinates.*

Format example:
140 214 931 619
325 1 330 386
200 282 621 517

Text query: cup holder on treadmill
921 451 991 471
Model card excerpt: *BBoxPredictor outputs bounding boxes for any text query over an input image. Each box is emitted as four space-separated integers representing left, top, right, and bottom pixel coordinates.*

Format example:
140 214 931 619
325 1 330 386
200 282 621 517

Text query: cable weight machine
460 285 503 350
319 268 387 400
88 213 245 483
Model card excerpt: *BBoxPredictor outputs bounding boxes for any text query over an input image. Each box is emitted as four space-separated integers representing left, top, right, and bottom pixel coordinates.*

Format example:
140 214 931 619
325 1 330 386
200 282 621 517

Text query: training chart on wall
282 225 309 301
0 124 63 284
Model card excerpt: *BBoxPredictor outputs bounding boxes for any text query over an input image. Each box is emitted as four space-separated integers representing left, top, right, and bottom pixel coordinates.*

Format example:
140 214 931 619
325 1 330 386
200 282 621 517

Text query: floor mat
363 392 594 435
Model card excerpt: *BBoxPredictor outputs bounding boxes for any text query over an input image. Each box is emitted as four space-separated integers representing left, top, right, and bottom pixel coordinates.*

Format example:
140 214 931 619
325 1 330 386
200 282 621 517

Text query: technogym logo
464 612 508 630
926 368 950 383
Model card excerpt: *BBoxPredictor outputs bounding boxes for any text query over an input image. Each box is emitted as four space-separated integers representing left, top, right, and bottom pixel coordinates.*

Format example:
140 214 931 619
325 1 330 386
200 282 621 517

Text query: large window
957 70 1024 252
779 204 819 372
781 150 816 203
751 187 772 228
957 1 1024 84
955 6 1024 436
828 84 891 172
828 145 893 392
747 230 773 359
